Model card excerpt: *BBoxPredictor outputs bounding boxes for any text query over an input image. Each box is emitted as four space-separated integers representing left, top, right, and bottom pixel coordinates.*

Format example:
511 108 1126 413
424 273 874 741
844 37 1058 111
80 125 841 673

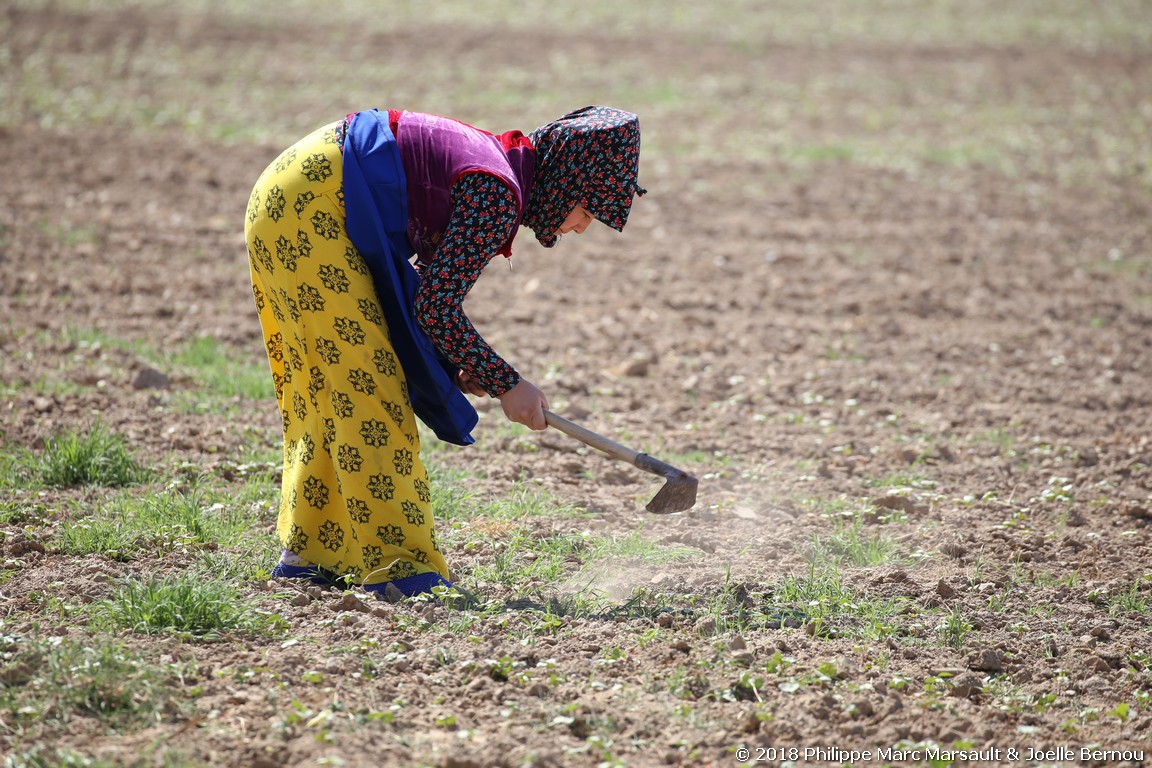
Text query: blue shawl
341 109 478 446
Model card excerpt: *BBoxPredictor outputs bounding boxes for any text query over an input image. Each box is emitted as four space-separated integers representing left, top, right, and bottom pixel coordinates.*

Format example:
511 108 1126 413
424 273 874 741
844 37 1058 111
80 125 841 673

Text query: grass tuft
97 574 284 637
809 517 903 568
0 631 182 730
427 463 482 521
770 563 913 640
2 747 123 768
939 605 974 648
26 424 147 488
57 482 266 566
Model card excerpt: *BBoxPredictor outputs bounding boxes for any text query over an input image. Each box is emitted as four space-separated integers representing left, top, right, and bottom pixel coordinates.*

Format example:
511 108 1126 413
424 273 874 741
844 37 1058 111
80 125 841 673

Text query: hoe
544 410 699 514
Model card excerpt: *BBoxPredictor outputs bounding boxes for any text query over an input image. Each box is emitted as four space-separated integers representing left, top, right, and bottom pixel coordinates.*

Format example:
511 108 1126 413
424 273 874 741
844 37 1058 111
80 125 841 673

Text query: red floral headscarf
522 106 646 248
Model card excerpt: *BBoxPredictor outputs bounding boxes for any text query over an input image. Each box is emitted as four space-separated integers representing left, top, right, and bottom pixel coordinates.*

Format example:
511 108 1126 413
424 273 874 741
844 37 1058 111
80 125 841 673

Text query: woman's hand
455 370 488 397
497 378 549 430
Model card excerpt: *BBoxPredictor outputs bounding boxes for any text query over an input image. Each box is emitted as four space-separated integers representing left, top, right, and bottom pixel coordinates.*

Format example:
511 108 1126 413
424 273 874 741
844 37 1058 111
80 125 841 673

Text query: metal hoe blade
543 411 699 514
634 453 699 514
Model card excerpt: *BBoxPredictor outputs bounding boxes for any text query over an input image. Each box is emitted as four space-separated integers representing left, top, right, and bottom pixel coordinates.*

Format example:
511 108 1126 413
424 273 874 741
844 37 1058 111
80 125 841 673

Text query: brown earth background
1 2 1151 767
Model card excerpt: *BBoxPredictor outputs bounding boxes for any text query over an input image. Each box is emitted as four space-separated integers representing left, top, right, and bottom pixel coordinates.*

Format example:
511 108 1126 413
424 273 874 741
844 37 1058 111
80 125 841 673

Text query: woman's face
556 204 593 236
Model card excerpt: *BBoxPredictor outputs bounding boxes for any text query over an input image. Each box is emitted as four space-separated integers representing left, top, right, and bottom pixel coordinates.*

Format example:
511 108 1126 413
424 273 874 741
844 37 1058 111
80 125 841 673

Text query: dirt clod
935 579 958 599
131 366 170 390
968 649 1006 673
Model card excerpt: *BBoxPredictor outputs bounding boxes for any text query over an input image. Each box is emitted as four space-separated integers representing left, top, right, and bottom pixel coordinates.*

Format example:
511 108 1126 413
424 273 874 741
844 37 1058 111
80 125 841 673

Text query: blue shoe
271 561 340 586
363 572 455 599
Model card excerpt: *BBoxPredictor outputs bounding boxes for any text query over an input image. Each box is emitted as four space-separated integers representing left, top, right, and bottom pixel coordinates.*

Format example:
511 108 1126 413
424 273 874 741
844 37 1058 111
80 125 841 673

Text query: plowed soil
2 3 1151 767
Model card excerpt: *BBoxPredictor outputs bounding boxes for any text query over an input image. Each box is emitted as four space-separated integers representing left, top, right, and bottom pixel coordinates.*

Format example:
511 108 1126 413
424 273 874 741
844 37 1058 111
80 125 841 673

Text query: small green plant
2 746 124 768
888 674 912 691
807 660 841 685
764 651 795 675
96 574 284 637
863 469 936 490
0 494 52 525
768 563 910 640
56 514 144 561
37 220 99 247
809 520 901 567
57 483 263 565
1107 576 1151 615
426 463 481 520
17 423 147 488
485 485 583 520
1034 692 1059 713
938 605 973 648
588 530 701 564
1133 689 1152 710
484 655 523 682
0 631 185 735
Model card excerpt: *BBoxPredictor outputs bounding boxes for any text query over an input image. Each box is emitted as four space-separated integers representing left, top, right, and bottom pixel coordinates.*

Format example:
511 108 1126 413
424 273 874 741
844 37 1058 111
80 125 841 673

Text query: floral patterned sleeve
413 172 521 397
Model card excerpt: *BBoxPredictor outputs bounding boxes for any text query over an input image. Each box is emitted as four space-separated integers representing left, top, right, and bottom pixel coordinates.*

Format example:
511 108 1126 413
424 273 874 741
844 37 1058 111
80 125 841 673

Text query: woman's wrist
489 372 522 399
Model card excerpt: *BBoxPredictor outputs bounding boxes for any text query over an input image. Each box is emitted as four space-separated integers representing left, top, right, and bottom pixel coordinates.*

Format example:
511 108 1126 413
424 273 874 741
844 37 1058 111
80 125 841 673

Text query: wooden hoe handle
543 410 641 466
543 409 699 514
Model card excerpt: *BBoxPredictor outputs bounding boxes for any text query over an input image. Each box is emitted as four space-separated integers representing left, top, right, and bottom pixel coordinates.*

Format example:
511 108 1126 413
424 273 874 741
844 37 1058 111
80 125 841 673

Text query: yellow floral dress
244 122 448 586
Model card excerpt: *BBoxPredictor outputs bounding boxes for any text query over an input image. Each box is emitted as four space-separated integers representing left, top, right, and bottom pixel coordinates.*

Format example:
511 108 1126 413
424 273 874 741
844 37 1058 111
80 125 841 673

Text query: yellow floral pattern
244 122 448 584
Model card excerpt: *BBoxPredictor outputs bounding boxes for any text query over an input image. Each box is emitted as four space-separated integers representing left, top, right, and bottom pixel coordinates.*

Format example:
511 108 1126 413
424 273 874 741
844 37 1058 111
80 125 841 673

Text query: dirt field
2 2 1152 766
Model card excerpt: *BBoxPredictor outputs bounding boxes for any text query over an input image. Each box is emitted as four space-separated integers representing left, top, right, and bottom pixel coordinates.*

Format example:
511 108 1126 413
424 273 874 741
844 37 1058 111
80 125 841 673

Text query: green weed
426 462 482 521
2 747 124 768
0 493 52 525
863 469 937 490
57 482 262 563
768 563 913 640
194 538 282 583
0 630 187 732
468 527 589 588
440 474 699 609
8 328 272 414
56 513 143 561
809 520 902 567
35 219 99 247
95 573 284 637
587 529 701 564
938 605 974 648
484 485 584 520
1104 575 1152 615
10 423 147 489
